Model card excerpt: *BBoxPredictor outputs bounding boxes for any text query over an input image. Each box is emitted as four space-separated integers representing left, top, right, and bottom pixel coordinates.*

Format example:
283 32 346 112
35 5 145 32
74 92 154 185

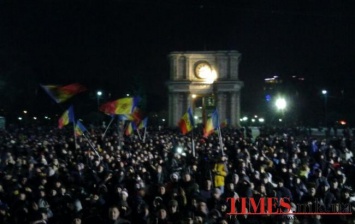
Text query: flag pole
102 116 115 139
117 118 123 149
143 126 147 143
72 105 77 150
73 121 77 149
191 129 195 157
191 108 196 158
217 126 224 155
216 109 224 155
82 133 100 158
136 126 142 140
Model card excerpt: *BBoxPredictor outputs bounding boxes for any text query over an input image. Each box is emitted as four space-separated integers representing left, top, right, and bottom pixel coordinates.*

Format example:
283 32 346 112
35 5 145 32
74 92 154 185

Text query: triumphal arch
167 51 244 128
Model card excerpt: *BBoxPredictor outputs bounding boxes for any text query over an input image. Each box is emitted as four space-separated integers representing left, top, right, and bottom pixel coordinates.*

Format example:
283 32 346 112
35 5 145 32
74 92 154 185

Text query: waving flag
220 118 229 128
58 106 75 129
117 107 142 124
100 97 139 115
75 120 88 136
203 109 219 137
138 117 148 129
117 114 134 121
178 107 194 135
41 83 86 103
125 122 137 136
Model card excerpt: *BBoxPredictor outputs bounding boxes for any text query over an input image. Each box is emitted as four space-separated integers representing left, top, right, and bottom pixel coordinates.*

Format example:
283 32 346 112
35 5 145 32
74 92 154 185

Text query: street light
97 91 102 108
322 89 327 126
275 98 287 123
275 98 287 112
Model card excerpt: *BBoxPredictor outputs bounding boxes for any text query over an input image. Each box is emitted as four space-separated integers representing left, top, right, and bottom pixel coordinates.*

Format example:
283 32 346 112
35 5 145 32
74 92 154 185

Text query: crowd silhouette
0 124 354 224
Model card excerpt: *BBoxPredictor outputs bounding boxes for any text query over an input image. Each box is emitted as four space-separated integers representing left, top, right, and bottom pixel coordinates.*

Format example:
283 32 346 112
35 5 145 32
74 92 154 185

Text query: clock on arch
194 61 212 79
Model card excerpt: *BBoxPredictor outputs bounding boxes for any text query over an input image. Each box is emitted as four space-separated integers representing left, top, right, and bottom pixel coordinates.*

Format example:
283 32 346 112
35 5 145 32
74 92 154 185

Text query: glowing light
18 117 22 120
194 116 198 120
97 91 102 96
259 118 265 122
33 117 37 120
322 90 327 95
23 110 27 114
204 70 217 84
275 98 287 110
192 94 197 99
242 116 248 121
176 147 183 154
339 120 346 125
251 119 255 122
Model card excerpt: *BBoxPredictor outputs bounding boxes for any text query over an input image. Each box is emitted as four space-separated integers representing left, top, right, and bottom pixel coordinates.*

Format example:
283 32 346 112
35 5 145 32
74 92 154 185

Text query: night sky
1 0 355 124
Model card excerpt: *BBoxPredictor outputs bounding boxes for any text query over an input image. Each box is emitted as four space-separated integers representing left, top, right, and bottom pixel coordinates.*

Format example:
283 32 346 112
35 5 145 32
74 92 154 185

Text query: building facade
167 51 244 128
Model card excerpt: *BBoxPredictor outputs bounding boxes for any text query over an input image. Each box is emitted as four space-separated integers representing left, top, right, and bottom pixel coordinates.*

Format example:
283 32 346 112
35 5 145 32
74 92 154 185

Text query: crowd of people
0 124 354 224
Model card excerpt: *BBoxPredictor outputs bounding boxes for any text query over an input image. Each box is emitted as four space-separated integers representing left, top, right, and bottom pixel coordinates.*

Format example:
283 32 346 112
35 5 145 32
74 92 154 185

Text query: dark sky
1 0 355 120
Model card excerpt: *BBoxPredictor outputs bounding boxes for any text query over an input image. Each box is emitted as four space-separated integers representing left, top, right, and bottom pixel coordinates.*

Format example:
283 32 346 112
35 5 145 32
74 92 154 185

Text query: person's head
330 178 338 189
108 206 120 221
71 217 81 224
212 188 222 199
197 201 208 214
308 185 316 196
342 189 350 199
19 192 26 200
226 182 235 191
153 197 163 207
295 176 302 184
182 173 191 182
204 179 212 189
315 168 322 177
158 208 167 220
232 174 239 184
277 179 284 188
60 186 66 195
253 171 260 180
194 216 204 224
120 189 129 200
168 200 178 213
320 182 330 192
158 185 166 195
258 183 266 193
170 173 179 182
262 174 269 184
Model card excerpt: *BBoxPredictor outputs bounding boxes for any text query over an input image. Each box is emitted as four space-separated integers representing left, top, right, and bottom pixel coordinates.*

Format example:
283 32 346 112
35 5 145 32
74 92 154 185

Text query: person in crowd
107 205 130 224
212 155 228 194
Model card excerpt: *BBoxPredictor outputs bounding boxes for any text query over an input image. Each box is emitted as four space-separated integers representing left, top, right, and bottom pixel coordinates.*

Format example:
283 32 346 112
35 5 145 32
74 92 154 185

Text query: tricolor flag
125 122 137 136
138 117 148 129
58 106 75 129
117 114 134 121
220 118 229 128
117 107 142 124
41 83 86 103
99 97 140 115
178 107 194 135
75 120 88 136
203 109 219 138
